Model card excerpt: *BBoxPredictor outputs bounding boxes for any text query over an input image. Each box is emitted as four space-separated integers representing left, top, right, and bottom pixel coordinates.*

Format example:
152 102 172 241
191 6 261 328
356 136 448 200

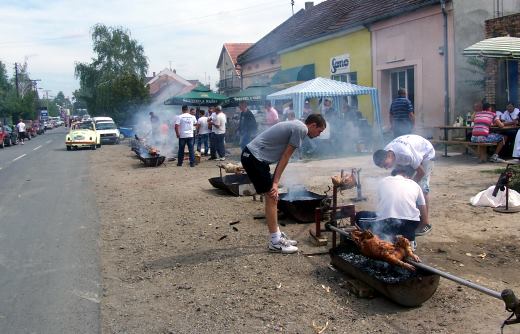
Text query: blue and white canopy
267 77 382 135
463 36 520 59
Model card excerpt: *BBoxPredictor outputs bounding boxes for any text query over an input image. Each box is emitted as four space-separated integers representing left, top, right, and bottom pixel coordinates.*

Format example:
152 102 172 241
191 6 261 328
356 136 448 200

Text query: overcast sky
0 0 325 99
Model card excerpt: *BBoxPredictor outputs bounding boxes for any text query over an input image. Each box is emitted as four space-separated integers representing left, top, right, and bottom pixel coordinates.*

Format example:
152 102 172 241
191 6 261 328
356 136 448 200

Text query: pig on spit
351 229 421 271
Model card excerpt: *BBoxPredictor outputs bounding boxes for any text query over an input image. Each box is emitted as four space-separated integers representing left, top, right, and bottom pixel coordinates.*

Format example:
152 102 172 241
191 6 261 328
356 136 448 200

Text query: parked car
118 124 136 139
34 120 45 135
92 117 120 144
65 121 101 150
23 120 35 139
1 125 18 147
0 124 10 148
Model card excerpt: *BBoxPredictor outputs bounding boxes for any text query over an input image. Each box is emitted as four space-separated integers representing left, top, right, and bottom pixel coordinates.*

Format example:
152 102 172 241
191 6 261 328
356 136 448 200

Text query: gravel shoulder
92 143 520 334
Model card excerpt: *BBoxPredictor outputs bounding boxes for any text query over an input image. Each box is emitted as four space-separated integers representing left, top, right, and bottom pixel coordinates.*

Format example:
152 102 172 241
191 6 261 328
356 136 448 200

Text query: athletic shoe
268 237 298 254
489 154 505 163
415 224 432 236
217 157 226 161
208 157 217 160
280 232 298 246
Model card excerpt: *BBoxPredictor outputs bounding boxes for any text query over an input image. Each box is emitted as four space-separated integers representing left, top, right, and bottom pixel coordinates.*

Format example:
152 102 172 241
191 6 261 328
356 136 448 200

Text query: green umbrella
164 84 228 106
229 84 278 102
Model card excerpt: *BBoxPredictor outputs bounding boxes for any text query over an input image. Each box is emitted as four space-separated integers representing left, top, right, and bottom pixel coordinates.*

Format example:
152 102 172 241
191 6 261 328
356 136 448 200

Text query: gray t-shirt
246 120 308 164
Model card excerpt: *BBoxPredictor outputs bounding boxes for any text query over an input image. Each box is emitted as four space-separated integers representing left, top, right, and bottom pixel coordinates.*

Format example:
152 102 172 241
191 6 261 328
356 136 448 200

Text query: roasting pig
351 229 420 271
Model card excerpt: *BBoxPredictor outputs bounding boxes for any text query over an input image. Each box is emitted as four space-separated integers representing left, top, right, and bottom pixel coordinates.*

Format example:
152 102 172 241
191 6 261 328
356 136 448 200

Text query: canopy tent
164 84 228 106
224 84 279 107
463 36 520 59
270 64 315 86
267 77 382 136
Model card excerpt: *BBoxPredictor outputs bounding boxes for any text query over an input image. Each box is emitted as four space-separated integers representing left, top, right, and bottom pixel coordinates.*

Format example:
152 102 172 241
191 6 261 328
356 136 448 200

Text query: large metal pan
278 189 326 223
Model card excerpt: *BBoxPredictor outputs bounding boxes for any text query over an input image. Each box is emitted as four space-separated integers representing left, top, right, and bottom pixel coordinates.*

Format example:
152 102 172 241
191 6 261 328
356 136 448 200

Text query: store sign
330 54 350 74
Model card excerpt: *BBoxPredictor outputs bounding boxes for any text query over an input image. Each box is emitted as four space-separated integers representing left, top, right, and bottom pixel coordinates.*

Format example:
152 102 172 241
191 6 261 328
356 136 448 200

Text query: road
0 127 101 333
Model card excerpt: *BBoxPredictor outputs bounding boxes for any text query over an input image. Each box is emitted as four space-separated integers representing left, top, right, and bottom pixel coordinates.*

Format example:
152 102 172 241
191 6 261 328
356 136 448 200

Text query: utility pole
14 63 19 97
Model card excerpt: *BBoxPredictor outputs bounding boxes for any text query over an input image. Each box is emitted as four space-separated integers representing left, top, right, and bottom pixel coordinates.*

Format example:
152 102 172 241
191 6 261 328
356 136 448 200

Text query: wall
371 4 454 132
279 29 373 121
240 54 281 89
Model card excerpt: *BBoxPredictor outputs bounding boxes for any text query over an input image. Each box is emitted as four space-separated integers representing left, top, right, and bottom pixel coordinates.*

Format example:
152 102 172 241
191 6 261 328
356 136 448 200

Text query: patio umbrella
224 84 279 107
164 84 228 106
463 36 520 59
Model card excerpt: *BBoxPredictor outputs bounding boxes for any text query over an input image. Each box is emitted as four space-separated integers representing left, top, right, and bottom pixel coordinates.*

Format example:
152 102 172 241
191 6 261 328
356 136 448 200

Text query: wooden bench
429 139 498 162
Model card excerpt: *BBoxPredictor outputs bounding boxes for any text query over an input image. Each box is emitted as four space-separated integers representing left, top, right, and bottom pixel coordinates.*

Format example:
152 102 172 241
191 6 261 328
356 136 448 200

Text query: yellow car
66 121 101 150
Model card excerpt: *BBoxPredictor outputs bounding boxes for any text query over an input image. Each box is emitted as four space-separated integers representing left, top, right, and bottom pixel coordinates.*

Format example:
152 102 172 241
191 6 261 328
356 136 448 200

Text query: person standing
16 119 26 145
208 107 218 160
372 134 435 235
149 112 160 145
175 105 198 167
241 114 326 254
264 101 279 127
389 88 414 138
212 106 227 161
238 101 257 150
196 109 210 155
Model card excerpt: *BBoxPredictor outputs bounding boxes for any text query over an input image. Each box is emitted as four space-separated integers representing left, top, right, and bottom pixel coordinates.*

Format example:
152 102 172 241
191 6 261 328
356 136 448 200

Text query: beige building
216 43 253 95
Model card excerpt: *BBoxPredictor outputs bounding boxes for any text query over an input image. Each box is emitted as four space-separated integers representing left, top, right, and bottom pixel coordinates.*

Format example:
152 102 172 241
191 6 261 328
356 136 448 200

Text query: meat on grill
351 229 420 271
331 169 357 189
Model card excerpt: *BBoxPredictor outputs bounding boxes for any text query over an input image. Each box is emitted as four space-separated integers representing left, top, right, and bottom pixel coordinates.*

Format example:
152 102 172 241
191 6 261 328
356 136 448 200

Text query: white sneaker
268 237 298 254
218 157 226 161
280 232 298 246
489 154 505 163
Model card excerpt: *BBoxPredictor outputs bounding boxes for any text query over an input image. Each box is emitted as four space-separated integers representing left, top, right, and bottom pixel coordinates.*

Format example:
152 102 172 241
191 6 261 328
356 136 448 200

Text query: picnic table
430 126 519 162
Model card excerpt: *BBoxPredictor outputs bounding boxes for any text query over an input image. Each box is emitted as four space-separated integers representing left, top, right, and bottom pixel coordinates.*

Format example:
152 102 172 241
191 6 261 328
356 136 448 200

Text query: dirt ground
91 142 520 334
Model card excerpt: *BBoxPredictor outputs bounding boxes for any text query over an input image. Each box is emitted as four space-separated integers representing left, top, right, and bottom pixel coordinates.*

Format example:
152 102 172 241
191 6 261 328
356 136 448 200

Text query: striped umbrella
463 36 520 59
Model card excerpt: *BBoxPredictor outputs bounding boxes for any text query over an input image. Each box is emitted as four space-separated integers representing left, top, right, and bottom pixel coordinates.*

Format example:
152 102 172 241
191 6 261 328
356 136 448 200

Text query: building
216 43 253 95
146 68 194 101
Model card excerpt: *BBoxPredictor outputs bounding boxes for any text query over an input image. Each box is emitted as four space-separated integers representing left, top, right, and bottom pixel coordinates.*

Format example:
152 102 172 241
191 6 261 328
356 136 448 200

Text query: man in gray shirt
241 114 326 254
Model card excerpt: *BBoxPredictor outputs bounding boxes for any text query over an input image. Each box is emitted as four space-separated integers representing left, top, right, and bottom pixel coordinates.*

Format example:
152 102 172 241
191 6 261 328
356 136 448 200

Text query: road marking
45 140 52 144
33 145 42 151
13 154 26 162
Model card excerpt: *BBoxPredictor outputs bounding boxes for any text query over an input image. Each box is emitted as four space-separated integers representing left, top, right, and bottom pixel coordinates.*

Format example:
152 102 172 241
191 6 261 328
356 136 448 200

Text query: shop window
390 68 415 107
332 72 358 107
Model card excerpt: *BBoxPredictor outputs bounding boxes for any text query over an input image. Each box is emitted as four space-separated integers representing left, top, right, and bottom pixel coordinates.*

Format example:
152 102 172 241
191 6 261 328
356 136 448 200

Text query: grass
480 165 520 192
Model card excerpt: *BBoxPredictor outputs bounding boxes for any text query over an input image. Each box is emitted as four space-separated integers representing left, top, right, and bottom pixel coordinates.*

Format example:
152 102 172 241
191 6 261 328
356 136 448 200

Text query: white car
92 117 120 144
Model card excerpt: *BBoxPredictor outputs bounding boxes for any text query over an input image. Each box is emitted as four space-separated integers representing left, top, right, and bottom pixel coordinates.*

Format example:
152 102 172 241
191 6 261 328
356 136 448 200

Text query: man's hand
268 182 279 201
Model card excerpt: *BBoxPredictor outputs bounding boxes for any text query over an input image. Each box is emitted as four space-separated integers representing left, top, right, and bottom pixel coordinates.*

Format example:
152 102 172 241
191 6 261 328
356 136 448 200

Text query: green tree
75 24 150 123
0 61 12 123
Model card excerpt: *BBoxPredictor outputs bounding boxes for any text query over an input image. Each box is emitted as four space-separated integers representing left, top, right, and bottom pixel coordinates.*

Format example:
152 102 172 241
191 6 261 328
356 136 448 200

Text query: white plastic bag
470 185 520 207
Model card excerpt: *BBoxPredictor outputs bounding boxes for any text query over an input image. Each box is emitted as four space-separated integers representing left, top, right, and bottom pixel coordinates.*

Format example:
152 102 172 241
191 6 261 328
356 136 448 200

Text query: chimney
305 2 313 10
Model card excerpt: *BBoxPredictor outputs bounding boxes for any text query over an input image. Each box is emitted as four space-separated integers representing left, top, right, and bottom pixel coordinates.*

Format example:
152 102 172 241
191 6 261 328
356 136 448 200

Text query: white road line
13 154 26 162
45 140 52 144
33 145 42 151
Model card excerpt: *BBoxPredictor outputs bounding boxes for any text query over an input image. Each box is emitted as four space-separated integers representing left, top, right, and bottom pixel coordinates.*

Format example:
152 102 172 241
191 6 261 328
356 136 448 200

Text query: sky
0 0 325 100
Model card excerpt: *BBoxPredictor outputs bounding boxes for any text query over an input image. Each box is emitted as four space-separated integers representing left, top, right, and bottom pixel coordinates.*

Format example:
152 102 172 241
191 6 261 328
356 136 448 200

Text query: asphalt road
0 127 101 333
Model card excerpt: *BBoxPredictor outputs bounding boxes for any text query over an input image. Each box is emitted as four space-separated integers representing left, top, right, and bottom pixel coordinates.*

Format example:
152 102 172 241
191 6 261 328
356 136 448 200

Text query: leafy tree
75 24 150 123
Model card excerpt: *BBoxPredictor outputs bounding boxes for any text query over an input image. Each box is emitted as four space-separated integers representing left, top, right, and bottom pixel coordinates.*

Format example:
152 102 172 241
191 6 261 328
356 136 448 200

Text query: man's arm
174 124 180 138
418 204 428 227
413 164 425 183
268 145 297 200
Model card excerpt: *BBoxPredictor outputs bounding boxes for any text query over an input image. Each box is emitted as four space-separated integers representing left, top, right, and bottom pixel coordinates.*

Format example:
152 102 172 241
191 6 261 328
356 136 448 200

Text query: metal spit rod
326 224 503 300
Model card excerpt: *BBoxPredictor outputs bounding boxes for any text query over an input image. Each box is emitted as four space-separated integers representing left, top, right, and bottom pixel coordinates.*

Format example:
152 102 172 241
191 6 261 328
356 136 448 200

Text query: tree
75 24 150 123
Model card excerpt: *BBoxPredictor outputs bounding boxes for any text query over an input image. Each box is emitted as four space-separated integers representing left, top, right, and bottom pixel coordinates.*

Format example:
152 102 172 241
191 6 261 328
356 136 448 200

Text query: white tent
267 77 382 137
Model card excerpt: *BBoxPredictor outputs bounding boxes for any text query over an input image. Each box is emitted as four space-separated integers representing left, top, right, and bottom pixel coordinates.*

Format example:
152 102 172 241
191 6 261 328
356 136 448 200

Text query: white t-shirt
16 122 26 132
213 112 226 135
377 175 425 221
385 134 435 169
497 108 520 122
175 113 197 138
197 116 209 135
209 112 218 133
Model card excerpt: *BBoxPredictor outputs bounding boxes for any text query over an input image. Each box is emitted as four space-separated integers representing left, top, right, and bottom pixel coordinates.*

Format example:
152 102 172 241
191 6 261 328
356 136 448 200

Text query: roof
147 68 193 87
216 43 254 74
237 0 440 64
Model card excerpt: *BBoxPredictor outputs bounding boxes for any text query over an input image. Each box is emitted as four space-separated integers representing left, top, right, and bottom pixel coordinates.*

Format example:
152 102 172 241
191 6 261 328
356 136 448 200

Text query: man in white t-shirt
175 105 198 167
373 134 435 235
16 119 26 144
357 166 427 249
212 106 227 161
196 109 210 155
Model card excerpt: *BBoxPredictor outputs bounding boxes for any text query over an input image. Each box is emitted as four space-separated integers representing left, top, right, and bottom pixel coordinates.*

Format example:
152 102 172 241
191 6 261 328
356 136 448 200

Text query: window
390 68 414 107
331 72 358 107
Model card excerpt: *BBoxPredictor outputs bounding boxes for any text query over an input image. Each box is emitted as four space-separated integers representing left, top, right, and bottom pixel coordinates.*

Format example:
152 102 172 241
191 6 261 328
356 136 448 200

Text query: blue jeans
196 133 209 154
177 137 195 166
215 134 226 158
